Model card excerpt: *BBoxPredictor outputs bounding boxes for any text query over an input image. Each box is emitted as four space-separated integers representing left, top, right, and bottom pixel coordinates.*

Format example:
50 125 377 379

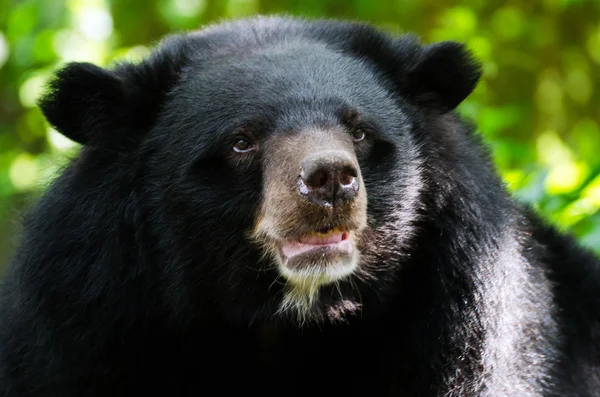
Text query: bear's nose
298 150 359 207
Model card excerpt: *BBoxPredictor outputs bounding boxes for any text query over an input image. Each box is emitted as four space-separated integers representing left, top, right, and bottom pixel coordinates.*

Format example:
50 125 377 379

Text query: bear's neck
387 117 558 395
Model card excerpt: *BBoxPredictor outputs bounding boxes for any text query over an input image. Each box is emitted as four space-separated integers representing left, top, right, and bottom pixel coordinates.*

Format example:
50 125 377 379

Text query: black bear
0 16 598 397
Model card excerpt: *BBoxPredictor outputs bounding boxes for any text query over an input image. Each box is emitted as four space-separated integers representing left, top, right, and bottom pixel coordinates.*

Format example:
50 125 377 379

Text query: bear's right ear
38 37 188 148
39 63 124 146
358 34 482 112
307 22 481 113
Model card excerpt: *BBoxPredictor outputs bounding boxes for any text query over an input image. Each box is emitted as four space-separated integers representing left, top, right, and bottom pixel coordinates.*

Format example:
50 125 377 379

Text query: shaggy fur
0 16 598 397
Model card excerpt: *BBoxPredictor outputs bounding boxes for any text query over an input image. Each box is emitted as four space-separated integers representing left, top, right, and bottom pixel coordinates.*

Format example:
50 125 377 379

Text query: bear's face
148 42 421 320
38 17 481 324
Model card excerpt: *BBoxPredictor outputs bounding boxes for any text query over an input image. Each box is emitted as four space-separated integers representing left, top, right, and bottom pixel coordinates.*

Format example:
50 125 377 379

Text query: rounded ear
402 41 482 112
38 63 123 146
306 22 482 112
38 35 190 148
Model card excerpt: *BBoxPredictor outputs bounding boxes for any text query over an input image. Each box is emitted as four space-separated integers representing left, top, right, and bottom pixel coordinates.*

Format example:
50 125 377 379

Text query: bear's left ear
38 36 189 148
399 41 482 112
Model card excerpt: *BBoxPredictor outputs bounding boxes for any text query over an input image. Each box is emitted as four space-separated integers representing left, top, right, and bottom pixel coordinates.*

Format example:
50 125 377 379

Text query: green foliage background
0 0 599 268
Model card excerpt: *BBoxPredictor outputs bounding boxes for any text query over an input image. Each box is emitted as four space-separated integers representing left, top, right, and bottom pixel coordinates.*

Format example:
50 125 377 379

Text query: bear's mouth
281 228 352 258
277 227 358 285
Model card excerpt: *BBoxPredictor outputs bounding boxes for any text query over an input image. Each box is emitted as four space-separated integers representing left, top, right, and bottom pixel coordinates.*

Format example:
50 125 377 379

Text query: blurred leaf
225 0 259 18
537 130 573 165
18 73 48 108
159 0 207 29
6 2 37 40
32 29 58 63
502 169 526 192
478 106 524 137
581 175 600 207
491 7 525 41
0 32 9 69
571 118 600 162
565 66 593 105
558 197 598 227
514 171 548 204
545 161 589 195
8 152 38 192
431 7 477 41
587 25 600 64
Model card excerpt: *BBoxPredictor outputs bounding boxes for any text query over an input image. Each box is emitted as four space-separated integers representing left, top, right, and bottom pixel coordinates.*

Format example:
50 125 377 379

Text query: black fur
1 16 598 396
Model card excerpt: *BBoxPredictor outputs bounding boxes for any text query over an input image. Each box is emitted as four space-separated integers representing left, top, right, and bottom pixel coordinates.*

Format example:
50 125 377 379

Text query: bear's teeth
299 230 345 245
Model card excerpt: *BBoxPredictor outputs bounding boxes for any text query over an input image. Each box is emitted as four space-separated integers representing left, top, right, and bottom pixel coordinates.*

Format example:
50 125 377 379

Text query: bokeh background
1 0 599 269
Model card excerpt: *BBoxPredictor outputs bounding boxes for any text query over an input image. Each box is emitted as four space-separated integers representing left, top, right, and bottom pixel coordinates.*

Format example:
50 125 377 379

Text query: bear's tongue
281 231 351 258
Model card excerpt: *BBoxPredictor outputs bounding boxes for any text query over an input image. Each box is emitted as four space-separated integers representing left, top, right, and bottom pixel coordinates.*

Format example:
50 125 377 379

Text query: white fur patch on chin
279 255 358 286
276 250 360 324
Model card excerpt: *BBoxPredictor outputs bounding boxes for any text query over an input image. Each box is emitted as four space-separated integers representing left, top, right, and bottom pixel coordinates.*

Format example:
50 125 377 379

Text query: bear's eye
233 138 256 153
352 128 366 142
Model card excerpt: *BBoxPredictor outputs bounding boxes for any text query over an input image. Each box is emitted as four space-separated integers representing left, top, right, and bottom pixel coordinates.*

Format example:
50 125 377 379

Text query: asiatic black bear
0 16 598 397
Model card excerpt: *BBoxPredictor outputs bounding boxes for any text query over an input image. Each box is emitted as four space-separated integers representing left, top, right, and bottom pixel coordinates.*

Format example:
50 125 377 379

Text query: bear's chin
272 230 362 323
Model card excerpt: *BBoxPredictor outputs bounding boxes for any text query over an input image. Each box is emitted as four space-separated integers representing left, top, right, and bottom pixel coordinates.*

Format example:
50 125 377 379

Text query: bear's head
39 17 481 325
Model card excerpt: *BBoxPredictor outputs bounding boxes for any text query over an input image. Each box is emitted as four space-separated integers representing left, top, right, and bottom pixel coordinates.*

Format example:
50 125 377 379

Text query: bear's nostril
309 169 328 189
339 167 357 186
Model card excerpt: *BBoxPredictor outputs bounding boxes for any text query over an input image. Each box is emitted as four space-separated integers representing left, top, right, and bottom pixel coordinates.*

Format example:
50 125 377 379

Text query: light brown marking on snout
251 127 367 243
248 127 368 321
